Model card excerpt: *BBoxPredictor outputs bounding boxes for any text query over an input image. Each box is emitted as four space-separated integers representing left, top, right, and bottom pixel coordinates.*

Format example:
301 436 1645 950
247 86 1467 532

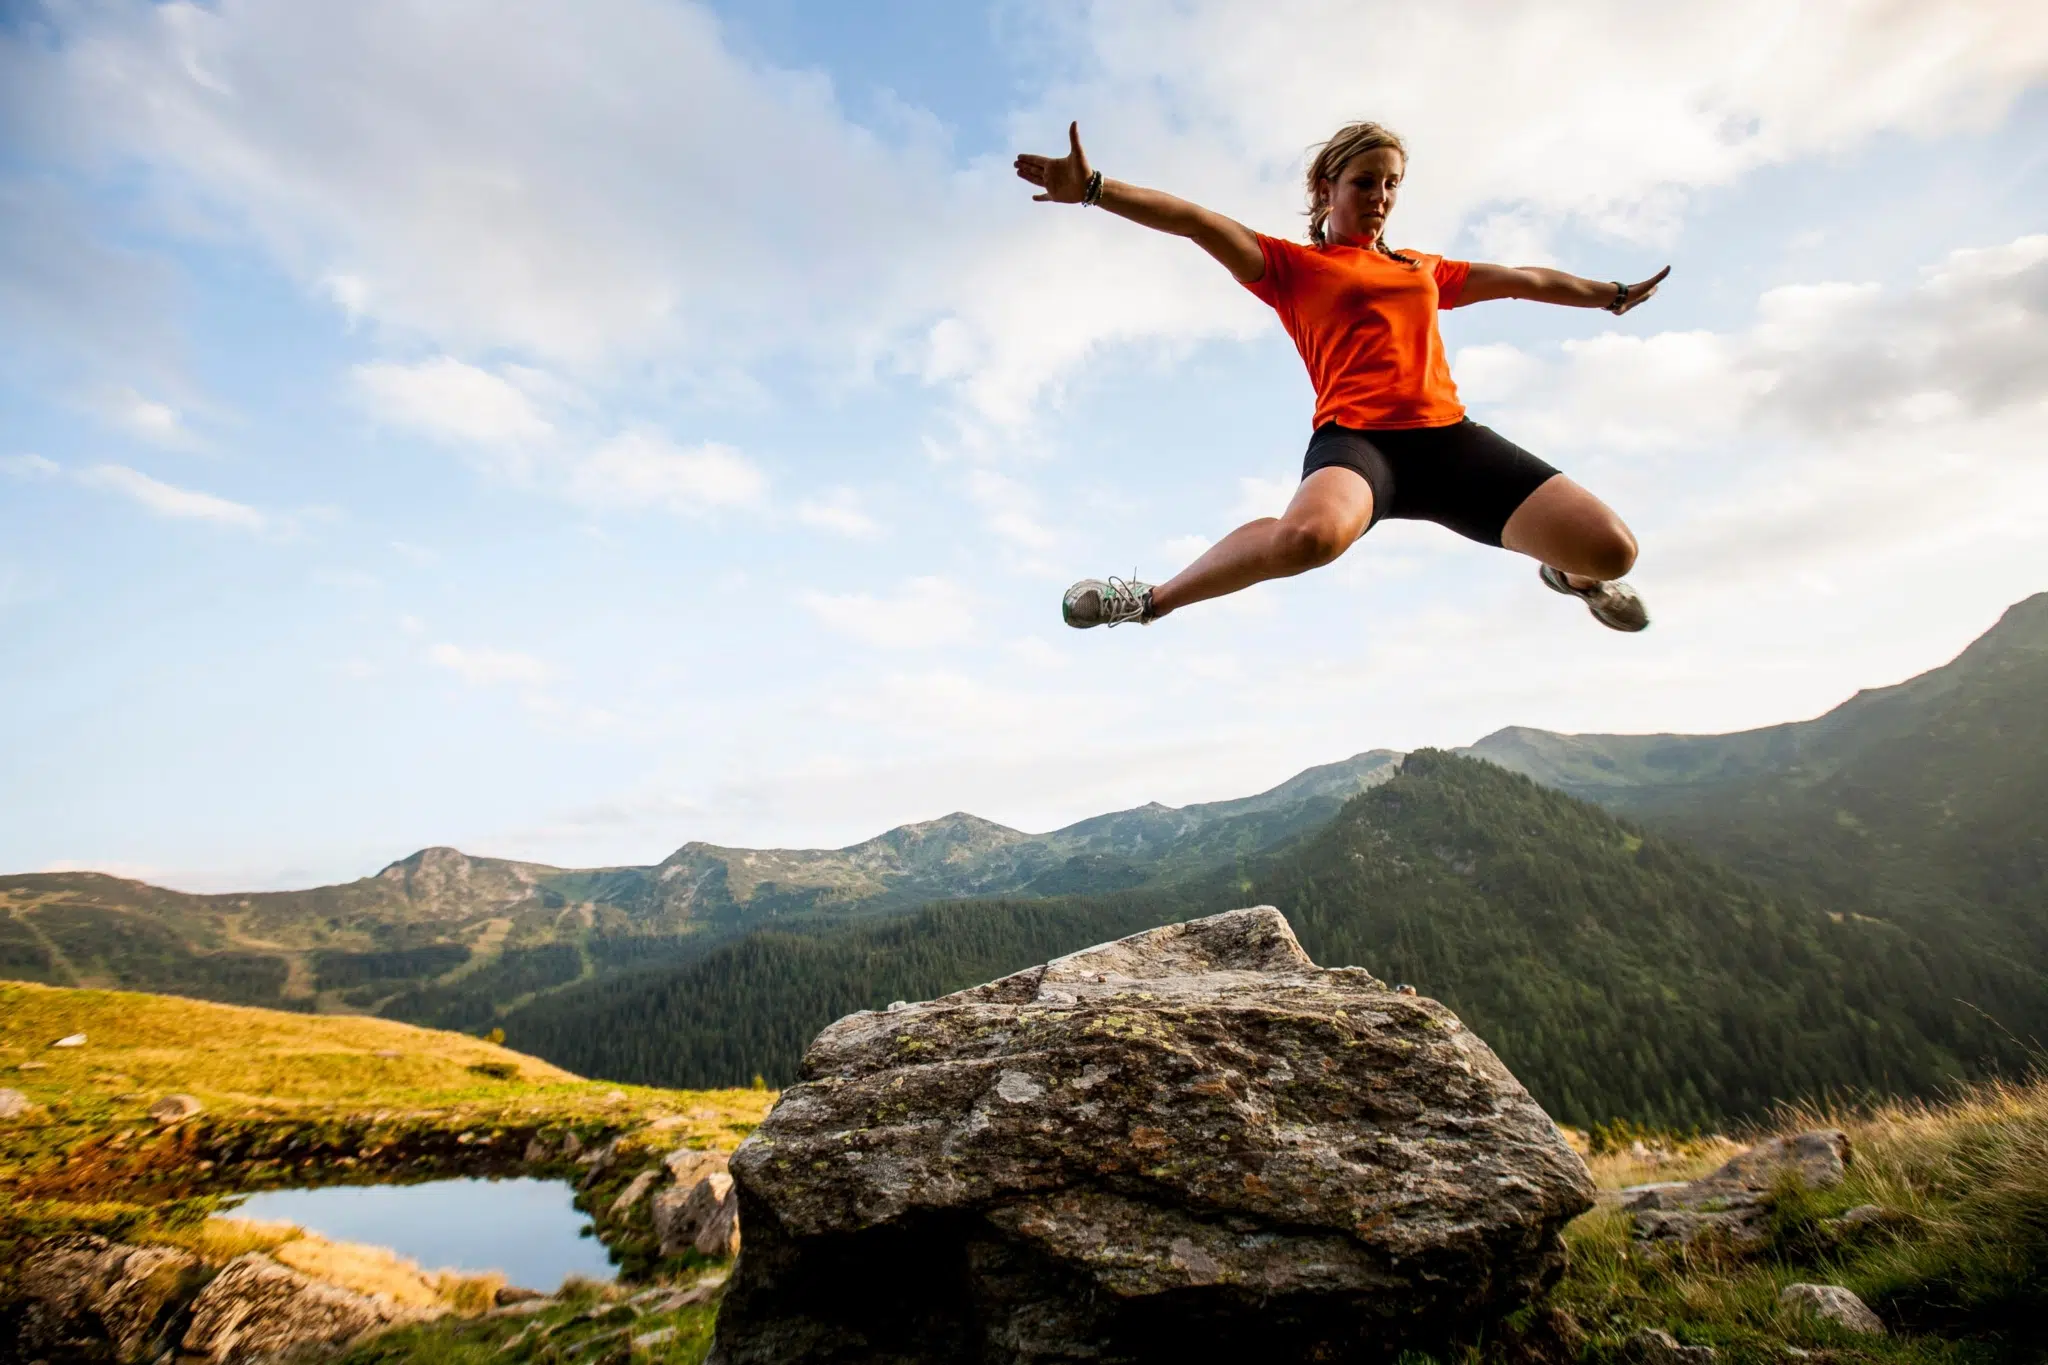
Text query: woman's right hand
1014 122 1092 203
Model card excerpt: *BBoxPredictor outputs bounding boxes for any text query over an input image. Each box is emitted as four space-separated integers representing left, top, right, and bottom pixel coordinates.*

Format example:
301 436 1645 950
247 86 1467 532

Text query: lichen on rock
710 906 1594 1364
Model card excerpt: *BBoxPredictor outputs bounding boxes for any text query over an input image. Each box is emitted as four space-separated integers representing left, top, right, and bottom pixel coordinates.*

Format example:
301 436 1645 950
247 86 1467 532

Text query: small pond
227 1177 617 1292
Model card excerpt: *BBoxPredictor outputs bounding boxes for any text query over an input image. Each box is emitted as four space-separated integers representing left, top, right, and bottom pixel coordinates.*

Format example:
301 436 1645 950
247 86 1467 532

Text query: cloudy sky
4 0 2045 891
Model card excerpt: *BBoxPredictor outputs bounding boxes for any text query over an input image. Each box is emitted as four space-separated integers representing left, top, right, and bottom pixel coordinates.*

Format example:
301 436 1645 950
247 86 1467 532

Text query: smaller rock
609 1168 662 1216
694 1176 740 1259
655 1171 740 1258
16 1060 49 1071
604 1089 628 1103
634 1327 679 1348
662 1147 728 1187
0 1087 37 1119
1627 1327 1717 1362
149 1093 204 1125
1714 1131 1848 1190
579 1135 624 1188
373 1049 403 1059
495 1285 548 1306
1779 1283 1884 1335
523 1134 553 1162
52 1033 86 1048
1630 1130 1850 1253
561 1130 585 1158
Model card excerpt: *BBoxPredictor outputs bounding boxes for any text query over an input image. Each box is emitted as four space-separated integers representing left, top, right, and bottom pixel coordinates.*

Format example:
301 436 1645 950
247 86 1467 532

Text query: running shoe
1062 576 1155 628
1540 564 1650 633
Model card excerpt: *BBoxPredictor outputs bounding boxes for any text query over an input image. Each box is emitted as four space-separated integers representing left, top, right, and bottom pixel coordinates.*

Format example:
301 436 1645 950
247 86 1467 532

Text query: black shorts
1302 419 1559 547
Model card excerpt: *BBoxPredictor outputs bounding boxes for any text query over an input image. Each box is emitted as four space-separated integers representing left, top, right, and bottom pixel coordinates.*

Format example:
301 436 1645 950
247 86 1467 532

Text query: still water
228 1176 617 1291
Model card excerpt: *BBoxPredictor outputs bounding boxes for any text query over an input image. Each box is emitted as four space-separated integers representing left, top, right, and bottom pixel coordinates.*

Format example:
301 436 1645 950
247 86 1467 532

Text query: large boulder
710 907 1593 1365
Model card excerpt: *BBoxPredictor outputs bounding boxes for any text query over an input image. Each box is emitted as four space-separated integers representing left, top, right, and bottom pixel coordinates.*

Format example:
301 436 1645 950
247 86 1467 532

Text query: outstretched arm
1015 123 1265 284
1460 263 1671 315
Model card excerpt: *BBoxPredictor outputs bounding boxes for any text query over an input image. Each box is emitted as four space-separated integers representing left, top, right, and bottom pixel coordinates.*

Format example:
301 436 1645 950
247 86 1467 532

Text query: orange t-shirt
1242 233 1471 430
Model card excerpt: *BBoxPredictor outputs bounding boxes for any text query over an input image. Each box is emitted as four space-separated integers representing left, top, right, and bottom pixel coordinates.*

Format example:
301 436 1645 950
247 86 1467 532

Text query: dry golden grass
1582 1133 1743 1192
0 981 776 1141
157 1215 302 1262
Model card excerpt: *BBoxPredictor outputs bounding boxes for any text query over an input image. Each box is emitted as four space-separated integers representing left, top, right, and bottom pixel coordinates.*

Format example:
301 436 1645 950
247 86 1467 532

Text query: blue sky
3 1 2046 890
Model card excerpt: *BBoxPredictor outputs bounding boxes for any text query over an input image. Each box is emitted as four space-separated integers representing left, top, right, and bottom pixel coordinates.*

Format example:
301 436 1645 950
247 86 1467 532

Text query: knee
1584 523 1638 581
1275 519 1350 570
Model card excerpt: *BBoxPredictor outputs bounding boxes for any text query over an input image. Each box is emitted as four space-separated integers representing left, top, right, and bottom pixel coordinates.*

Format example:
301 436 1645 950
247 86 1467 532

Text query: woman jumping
1015 120 1667 633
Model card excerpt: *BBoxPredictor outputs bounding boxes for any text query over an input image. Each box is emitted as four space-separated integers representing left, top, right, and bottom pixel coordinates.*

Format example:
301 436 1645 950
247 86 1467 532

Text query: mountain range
4 590 2043 1124
0 746 1404 1022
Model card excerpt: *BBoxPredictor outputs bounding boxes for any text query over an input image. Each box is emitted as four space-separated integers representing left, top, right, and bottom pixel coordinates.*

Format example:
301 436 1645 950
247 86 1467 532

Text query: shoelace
1103 573 1151 627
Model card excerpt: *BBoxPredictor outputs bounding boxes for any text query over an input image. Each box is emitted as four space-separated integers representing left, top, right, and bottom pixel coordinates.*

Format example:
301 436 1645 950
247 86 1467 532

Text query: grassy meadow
5 981 2045 1363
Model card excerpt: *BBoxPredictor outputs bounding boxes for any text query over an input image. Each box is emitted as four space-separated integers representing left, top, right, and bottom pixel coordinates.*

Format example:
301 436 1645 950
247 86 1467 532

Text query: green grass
1 981 772 1358
334 1279 722 1365
1534 1074 2048 1364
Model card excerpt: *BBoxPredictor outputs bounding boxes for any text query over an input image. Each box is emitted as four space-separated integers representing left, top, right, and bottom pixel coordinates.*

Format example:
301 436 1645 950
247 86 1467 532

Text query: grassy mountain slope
1465 591 2048 962
505 753 2038 1126
0 752 1403 1023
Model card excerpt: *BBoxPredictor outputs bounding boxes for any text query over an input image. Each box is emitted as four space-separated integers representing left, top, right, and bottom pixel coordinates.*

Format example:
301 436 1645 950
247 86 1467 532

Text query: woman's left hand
1614 266 1672 316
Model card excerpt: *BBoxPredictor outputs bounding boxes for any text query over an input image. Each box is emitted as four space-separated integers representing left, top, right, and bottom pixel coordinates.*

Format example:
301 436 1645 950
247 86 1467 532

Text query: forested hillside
1467 591 2048 960
505 753 2040 1126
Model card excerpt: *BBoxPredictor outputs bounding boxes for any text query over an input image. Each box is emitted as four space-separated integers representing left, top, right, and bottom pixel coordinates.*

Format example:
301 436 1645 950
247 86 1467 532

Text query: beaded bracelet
1082 169 1105 206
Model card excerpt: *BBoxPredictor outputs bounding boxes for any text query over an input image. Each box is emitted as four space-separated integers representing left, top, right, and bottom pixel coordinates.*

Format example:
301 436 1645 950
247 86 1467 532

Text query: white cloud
11 0 950 373
76 463 267 530
800 576 974 650
1449 343 1544 405
20 0 2042 436
1233 475 1294 521
1462 233 2048 601
428 641 553 686
566 432 768 516
963 468 1059 552
1 454 61 480
795 489 884 539
1489 233 2048 456
356 356 554 445
87 387 206 450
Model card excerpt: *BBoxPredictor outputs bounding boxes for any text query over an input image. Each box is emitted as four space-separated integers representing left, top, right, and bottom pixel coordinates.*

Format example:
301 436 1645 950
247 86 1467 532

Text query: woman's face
1320 147 1403 246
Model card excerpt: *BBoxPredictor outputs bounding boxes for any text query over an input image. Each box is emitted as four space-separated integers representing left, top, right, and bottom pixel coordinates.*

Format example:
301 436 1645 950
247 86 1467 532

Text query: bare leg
1500 475 1638 586
1149 468 1374 618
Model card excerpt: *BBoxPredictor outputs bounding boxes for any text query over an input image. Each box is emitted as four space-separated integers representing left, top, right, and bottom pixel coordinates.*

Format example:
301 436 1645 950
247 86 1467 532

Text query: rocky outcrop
710 906 1594 1365
653 1152 741 1259
1627 1130 1848 1252
3 1235 437 1363
6 1234 202 1361
180 1251 439 1362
